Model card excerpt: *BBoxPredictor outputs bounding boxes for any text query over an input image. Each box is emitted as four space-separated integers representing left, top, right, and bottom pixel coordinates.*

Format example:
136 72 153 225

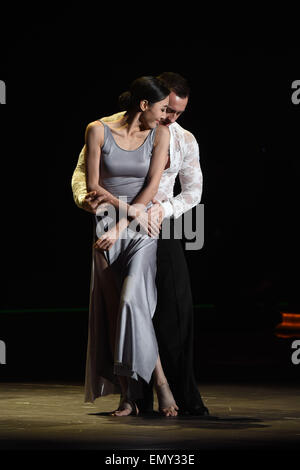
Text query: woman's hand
94 225 120 252
93 218 129 251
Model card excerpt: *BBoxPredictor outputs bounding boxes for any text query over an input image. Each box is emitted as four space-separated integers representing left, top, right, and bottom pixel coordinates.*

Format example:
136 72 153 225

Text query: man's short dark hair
157 72 190 98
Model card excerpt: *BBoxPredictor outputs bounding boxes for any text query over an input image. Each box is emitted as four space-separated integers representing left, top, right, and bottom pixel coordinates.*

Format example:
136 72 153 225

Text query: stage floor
0 381 299 452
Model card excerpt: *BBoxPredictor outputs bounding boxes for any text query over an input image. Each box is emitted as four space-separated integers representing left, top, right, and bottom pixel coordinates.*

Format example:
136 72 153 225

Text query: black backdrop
1 9 300 380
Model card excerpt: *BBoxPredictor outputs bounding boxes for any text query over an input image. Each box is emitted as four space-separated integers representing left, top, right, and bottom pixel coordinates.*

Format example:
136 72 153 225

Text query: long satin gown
84 121 159 403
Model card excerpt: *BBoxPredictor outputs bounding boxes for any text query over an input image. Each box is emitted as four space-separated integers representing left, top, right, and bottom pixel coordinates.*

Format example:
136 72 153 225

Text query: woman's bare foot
155 382 179 417
110 398 139 417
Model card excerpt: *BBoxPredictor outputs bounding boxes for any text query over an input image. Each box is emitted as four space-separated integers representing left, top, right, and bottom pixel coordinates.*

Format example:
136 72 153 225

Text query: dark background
1 8 299 382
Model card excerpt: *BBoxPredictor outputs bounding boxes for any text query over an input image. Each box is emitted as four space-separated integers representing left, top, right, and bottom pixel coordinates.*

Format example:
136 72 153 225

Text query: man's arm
155 131 203 219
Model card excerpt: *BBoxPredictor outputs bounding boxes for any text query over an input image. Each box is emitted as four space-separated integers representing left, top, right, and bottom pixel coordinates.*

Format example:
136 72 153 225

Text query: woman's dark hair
156 72 190 98
118 76 170 112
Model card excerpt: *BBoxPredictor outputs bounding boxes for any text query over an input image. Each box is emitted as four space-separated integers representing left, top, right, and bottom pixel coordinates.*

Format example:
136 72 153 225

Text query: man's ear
139 99 149 111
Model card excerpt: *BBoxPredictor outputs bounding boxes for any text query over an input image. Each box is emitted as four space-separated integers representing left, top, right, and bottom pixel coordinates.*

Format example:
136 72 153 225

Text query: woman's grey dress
84 121 159 403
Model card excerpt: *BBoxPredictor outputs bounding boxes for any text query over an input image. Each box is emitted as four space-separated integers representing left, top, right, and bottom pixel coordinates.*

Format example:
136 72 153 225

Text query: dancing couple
72 73 209 417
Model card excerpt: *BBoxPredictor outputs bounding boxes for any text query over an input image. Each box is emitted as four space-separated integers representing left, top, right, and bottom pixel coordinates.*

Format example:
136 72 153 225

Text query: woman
84 76 179 416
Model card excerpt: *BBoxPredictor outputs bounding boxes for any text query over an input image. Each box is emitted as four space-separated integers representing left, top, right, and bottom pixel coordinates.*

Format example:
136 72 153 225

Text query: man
72 72 209 416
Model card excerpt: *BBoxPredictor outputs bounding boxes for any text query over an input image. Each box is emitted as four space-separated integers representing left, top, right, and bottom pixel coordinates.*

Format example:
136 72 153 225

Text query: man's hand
82 191 111 214
147 199 165 230
134 211 161 238
128 203 161 238
126 201 165 238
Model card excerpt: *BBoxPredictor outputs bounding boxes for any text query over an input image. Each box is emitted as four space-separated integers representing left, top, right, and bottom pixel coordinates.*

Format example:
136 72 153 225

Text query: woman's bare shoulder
85 120 105 144
85 119 105 134
86 119 104 130
154 124 170 143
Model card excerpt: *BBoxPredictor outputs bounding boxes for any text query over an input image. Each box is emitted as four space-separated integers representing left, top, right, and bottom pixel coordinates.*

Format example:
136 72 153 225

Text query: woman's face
140 96 169 129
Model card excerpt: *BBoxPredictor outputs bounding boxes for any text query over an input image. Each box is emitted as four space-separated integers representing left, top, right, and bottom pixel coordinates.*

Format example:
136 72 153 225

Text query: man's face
160 91 189 126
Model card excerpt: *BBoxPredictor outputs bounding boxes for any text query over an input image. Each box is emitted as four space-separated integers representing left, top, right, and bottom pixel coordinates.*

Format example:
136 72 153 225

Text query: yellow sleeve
71 146 87 208
102 111 125 122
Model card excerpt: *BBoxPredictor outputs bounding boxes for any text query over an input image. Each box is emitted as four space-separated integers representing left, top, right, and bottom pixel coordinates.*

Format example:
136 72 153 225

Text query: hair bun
118 90 132 111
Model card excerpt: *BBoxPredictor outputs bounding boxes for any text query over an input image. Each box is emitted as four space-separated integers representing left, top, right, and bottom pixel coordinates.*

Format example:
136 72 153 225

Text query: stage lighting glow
275 312 300 338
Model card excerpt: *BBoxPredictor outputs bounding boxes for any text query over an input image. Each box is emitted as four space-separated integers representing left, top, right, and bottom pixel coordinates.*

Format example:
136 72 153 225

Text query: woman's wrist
128 203 147 219
128 205 139 219
116 217 130 232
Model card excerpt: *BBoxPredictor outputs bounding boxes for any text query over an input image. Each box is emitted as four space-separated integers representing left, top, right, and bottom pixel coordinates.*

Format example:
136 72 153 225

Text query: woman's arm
95 126 170 249
86 122 169 246
72 113 127 211
131 125 170 209
123 125 169 238
84 122 103 192
84 122 131 214
85 122 169 218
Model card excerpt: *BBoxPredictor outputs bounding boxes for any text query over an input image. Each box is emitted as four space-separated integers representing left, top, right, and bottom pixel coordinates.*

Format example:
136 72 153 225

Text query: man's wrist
160 200 173 219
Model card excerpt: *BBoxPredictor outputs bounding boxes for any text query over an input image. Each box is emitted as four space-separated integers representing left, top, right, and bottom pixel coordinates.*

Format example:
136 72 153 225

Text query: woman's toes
161 406 178 417
112 409 131 416
110 400 138 417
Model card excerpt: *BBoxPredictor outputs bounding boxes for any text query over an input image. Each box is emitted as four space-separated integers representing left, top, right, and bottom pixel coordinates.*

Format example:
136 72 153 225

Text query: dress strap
97 119 109 144
149 125 158 145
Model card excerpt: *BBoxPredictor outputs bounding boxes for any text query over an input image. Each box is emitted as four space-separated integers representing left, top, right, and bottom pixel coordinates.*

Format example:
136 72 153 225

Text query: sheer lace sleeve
156 130 203 219
171 132 202 218
71 146 87 208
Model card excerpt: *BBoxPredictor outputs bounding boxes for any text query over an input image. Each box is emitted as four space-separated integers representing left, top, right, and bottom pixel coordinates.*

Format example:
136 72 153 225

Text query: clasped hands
83 191 165 252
